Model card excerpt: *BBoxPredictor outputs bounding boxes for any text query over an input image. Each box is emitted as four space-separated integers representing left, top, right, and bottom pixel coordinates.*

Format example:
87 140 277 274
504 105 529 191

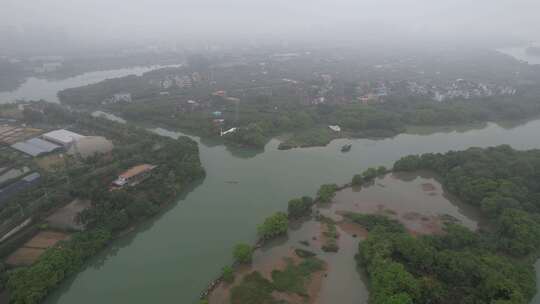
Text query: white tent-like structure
42 129 85 147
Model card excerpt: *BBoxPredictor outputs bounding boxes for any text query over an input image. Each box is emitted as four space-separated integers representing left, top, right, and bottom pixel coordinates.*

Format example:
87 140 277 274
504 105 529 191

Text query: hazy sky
1 0 539 50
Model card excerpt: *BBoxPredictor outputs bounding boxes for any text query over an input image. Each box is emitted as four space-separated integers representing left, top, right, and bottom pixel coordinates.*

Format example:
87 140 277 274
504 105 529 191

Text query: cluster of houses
102 93 132 104
149 72 202 90
348 79 516 104
398 79 516 102
355 82 389 104
430 80 516 101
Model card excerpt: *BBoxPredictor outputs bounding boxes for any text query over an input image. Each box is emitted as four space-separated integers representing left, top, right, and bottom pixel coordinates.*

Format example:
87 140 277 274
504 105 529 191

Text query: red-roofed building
112 164 156 187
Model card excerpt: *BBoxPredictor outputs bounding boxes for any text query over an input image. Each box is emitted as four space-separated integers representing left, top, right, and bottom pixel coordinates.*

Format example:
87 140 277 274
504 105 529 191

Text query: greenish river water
0 65 180 104
44 119 540 304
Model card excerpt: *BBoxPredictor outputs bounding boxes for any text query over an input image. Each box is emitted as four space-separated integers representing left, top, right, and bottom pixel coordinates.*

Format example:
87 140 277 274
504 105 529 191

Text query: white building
42 129 85 147
112 93 132 103
328 125 341 132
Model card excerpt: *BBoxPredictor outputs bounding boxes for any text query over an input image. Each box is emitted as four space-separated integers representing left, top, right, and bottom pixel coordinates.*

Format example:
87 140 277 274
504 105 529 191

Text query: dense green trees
222 266 235 283
317 184 338 203
54 58 540 151
7 229 112 304
341 147 540 304
233 243 253 264
368 145 540 303
352 166 388 186
3 105 206 303
357 218 535 304
497 209 540 256
393 145 540 256
278 127 334 150
225 123 267 148
257 212 289 240
287 196 313 218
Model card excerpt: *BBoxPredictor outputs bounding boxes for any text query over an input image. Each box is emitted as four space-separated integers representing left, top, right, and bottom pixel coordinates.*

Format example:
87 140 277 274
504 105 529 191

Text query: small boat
341 144 352 152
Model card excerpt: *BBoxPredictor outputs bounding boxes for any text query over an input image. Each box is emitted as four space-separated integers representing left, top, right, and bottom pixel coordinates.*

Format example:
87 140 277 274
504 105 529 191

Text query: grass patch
230 257 325 303
343 212 405 233
271 257 325 295
230 272 275 304
319 215 339 252
34 154 66 172
294 248 316 258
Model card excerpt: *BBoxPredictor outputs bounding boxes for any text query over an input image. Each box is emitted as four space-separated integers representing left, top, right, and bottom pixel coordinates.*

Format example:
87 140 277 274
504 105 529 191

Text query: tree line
3 104 206 304
355 145 540 304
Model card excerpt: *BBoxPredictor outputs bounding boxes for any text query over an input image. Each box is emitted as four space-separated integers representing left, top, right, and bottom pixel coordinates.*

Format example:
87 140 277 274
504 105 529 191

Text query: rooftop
42 129 85 145
11 138 62 156
119 164 156 179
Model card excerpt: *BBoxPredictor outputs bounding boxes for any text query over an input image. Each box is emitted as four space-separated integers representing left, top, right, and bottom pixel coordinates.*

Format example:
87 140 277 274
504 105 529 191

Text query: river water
0 65 180 104
42 119 540 304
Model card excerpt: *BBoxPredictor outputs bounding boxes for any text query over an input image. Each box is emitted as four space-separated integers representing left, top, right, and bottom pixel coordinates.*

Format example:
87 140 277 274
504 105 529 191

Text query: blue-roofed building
0 172 41 204
11 138 62 157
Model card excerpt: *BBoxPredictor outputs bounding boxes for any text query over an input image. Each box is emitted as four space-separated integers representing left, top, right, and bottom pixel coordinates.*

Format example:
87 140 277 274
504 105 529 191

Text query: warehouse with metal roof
11 138 62 157
42 129 85 147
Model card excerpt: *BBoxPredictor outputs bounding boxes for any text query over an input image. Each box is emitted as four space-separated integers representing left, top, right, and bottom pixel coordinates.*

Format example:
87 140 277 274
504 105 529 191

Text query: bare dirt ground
24 231 70 248
5 230 70 266
5 247 45 266
46 199 90 231
34 154 67 171
0 125 42 145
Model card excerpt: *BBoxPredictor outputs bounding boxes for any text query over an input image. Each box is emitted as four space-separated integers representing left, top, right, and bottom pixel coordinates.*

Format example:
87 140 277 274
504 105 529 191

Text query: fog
1 0 539 54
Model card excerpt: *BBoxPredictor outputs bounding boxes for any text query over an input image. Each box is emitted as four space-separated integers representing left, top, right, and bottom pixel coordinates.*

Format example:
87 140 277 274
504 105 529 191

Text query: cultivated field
5 230 70 266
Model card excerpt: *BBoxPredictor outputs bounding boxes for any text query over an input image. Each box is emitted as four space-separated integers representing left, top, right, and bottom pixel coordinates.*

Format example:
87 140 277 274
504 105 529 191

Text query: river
42 118 540 304
0 65 180 104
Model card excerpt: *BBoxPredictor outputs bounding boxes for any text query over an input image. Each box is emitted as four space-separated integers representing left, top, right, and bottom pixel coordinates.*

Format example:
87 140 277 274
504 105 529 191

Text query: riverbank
204 145 540 304
40 117 540 304
0 105 205 304
203 165 489 303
